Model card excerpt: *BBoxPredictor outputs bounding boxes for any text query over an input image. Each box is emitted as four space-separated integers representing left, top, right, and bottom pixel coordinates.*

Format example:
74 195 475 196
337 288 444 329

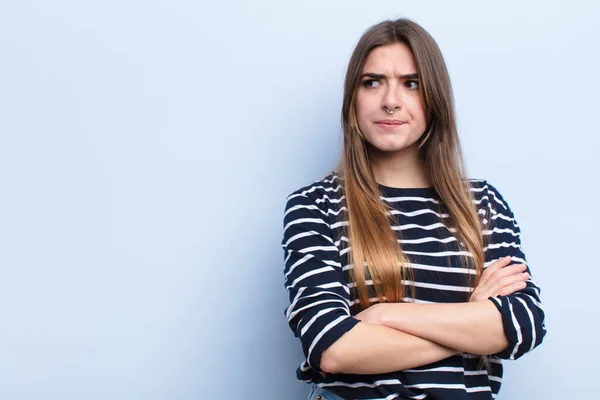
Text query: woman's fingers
493 264 527 282
494 272 529 292
471 258 530 301
487 256 513 273
484 262 527 280
484 271 529 298
479 256 513 285
480 259 525 287
496 280 529 296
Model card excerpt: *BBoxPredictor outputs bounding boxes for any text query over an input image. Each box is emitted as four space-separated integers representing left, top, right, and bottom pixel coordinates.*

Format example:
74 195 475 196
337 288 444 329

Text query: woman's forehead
362 43 417 75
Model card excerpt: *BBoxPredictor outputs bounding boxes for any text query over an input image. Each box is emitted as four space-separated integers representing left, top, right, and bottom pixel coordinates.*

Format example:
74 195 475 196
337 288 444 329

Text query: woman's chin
366 139 417 154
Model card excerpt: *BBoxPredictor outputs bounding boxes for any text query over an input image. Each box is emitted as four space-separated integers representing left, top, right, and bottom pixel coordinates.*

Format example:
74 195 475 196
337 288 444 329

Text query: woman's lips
375 120 406 130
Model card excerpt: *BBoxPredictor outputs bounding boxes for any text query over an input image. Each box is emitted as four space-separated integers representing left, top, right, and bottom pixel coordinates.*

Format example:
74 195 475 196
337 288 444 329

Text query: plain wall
1 1 598 399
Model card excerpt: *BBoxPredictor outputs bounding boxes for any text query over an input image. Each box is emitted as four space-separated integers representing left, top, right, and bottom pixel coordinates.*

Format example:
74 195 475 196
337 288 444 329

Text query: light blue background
1 1 598 399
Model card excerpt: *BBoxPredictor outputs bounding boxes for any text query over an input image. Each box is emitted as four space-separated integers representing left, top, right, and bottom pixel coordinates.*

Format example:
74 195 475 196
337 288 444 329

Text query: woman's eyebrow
361 72 419 80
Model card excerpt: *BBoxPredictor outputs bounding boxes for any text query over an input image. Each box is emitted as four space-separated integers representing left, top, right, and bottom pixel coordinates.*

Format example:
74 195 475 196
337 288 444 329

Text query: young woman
281 19 546 400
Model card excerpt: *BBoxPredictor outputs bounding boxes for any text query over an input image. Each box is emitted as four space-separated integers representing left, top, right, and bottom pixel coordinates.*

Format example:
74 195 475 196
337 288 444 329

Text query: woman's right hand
469 256 529 302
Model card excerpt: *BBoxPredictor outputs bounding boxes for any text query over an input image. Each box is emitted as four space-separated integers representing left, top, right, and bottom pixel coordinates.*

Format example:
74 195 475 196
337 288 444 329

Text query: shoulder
282 172 345 238
284 171 344 211
467 178 514 216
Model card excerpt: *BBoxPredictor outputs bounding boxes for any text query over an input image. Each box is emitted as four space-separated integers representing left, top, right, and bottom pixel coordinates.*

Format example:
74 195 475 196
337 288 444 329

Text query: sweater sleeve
281 190 359 372
480 181 547 360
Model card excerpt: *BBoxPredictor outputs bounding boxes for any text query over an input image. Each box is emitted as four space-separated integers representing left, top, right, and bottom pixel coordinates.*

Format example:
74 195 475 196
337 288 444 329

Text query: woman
281 18 546 400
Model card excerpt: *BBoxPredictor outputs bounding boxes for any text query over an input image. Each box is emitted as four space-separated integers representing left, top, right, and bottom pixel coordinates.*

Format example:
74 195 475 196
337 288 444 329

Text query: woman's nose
382 86 402 113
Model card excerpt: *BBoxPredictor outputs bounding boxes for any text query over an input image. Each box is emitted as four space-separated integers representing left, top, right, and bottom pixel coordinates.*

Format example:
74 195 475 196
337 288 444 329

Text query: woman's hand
469 256 529 302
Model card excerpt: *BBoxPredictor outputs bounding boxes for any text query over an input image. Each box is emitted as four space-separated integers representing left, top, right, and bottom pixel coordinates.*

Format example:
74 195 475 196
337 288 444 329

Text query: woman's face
355 42 427 155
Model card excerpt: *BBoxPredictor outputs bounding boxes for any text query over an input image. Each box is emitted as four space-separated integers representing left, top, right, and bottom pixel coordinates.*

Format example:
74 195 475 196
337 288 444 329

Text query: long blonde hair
338 19 485 309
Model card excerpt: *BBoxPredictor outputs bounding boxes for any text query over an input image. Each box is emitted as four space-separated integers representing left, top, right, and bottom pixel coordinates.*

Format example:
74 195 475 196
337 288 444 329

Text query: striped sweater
281 172 546 399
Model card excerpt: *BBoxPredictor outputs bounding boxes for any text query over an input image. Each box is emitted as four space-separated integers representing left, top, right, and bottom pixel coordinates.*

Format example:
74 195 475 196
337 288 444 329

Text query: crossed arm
320 257 528 374
320 320 460 375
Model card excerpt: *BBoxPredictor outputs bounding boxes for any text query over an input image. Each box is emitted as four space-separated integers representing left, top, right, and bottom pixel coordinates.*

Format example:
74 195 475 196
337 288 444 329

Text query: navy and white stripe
281 173 546 399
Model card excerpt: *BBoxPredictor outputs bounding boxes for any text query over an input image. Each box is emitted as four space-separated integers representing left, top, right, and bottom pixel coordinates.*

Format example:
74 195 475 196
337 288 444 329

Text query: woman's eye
405 80 420 90
362 79 380 88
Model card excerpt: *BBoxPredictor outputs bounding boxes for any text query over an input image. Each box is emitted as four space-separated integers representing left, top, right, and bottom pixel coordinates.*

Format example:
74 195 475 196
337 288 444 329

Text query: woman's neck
368 144 430 189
